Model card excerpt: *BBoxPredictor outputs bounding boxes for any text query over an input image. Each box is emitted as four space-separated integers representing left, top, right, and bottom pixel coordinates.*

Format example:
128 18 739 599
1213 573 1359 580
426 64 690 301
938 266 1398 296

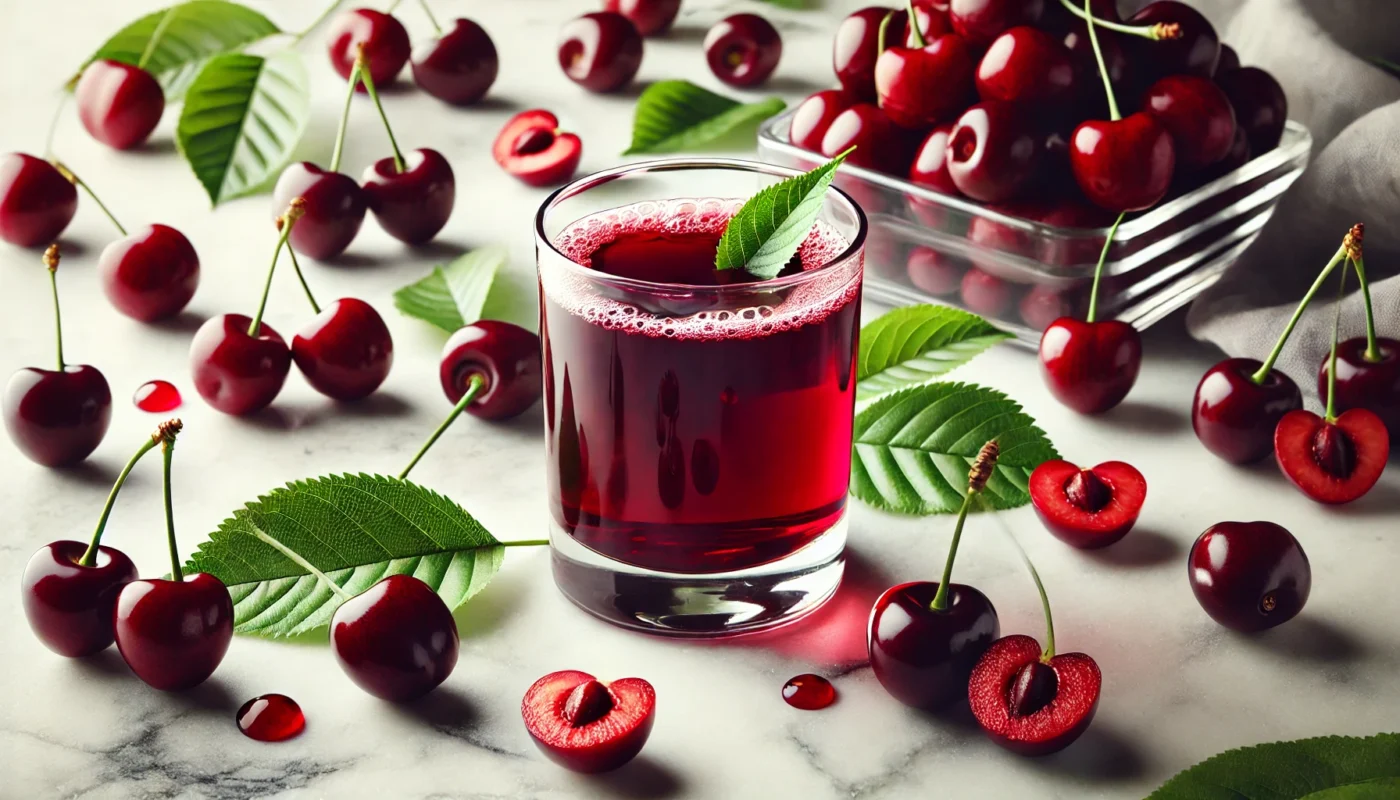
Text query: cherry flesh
868 581 999 710
1127 1 1220 82
968 634 1100 756
875 32 976 130
821 103 917 175
782 674 837 710
976 26 1076 111
1188 521 1310 632
331 575 459 702
605 0 681 37
411 18 498 106
0 153 78 247
361 148 455 245
272 163 366 260
949 0 1045 48
946 100 1042 203
1038 318 1142 414
74 60 165 150
1030 460 1145 549
439 320 542 421
5 366 112 467
790 90 855 153
292 298 393 402
558 12 643 93
834 7 907 101
1192 358 1303 464
327 9 411 91
237 694 305 742
493 110 582 188
1275 409 1389 505
1143 75 1236 170
22 541 138 657
114 572 234 691
522 670 656 773
98 224 200 322
1319 337 1400 436
909 123 959 194
705 13 782 88
189 314 292 417
1070 113 1176 212
1216 67 1288 155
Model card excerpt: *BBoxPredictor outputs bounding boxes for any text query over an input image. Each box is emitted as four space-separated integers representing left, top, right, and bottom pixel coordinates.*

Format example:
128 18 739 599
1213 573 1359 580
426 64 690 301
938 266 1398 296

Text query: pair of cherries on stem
328 5 499 106
23 421 236 692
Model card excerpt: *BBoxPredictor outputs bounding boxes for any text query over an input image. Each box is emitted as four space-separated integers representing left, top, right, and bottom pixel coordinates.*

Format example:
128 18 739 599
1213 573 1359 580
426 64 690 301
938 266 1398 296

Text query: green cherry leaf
624 80 785 155
850 381 1058 515
72 0 281 101
176 50 310 206
393 246 507 333
1147 734 1400 800
184 473 505 639
857 305 1013 401
715 150 848 279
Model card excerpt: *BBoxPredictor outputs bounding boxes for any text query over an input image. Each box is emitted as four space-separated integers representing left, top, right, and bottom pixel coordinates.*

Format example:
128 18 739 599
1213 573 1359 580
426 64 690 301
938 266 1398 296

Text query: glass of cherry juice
536 159 866 636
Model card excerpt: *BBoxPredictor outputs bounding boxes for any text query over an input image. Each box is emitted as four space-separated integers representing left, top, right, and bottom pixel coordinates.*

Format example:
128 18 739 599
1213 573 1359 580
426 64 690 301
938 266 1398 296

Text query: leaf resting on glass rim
714 150 849 279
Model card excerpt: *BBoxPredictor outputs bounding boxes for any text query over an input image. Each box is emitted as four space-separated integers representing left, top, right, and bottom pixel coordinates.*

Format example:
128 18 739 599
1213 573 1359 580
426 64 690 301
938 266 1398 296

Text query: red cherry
949 0 1045 47
558 12 643 93
0 153 78 247
1192 357 1302 464
968 634 1100 756
705 13 782 88
74 60 165 150
1039 317 1142 414
1070 113 1176 212
1274 409 1388 505
605 0 681 37
1319 337 1400 437
22 541 137 657
946 100 1042 203
114 572 234 691
875 33 976 130
1142 75 1236 169
292 298 393 402
1214 43 1240 76
327 9 411 91
1029 459 1145 549
1188 521 1310 632
821 103 917 175
906 2 955 45
189 314 292 417
960 267 1014 318
522 670 656 773
909 123 960 194
410 18 498 106
868 581 1000 709
1216 67 1287 155
5 366 111 467
360 148 455 245
1126 1 1220 82
272 163 366 260
1062 25 1129 120
976 26 1077 110
834 7 908 102
790 90 856 152
331 575 459 701
906 245 964 296
439 321 542 421
492 110 583 188
1018 284 1082 331
98 224 200 322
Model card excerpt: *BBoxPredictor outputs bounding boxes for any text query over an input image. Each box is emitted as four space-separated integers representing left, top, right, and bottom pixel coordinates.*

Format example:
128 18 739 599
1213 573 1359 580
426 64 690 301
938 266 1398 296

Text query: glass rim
534 156 868 294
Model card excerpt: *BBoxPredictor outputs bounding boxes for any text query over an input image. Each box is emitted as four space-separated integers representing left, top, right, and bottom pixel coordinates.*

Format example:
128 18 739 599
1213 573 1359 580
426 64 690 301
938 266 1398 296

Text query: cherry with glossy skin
493 110 583 188
362 149 454 245
1320 337 1400 437
1040 317 1141 413
705 13 783 88
411 18 498 106
523 670 657 773
834 7 907 101
821 103 917 175
1188 521 1310 632
99 224 200 322
909 123 959 194
1030 460 1145 548
1142 75 1236 170
331 574 459 701
875 19 976 130
558 12 643 93
1276 409 1388 505
1216 67 1287 155
949 0 1044 47
605 0 680 37
327 9 410 91
74 59 165 150
439 321 543 422
0 154 78 247
976 26 1077 110
272 163 366 260
968 634 1101 755
293 298 393 403
1071 114 1175 212
1127 1 1220 82
790 90 856 153
945 100 1042 203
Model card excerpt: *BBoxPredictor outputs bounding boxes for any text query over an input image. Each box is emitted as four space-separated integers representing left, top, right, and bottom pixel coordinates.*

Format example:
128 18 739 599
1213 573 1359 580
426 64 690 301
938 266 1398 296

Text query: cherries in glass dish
558 12 643 93
949 0 1045 48
875 9 975 130
326 8 411 91
74 59 165 150
790 90 856 153
523 670 657 773
705 13 783 88
1216 66 1288 156
1029 459 1145 548
411 17 498 106
493 110 583 188
834 6 908 101
975 25 1077 111
945 100 1042 203
606 0 681 37
821 103 916 175
1188 521 1310 632
0 153 78 247
1125 0 1220 82
1142 75 1236 170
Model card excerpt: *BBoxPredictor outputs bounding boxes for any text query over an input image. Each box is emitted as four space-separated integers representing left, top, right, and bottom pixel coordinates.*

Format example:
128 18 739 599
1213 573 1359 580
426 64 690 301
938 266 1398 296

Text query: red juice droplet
236 694 305 742
134 380 182 413
782 674 836 710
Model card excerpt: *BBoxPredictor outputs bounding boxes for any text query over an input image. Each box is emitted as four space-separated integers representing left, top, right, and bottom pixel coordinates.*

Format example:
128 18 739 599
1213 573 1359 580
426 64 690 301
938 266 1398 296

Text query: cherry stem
1251 244 1348 384
930 490 976 611
905 0 926 48
1325 264 1348 422
876 10 896 55
137 7 177 70
1083 0 1121 121
417 0 443 35
328 61 361 174
245 518 353 602
295 0 345 44
44 247 65 371
357 45 407 173
1350 255 1380 362
1024 550 1056 663
399 375 487 481
386 0 404 12
1056 0 1178 40
501 539 550 547
280 212 321 314
52 161 127 236
1086 211 1126 323
79 433 163 567
161 431 183 582
248 217 296 338
43 93 70 160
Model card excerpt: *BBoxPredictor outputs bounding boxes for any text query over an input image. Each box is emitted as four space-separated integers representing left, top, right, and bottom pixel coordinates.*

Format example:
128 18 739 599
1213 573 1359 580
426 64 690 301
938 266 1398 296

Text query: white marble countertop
2 1 1396 798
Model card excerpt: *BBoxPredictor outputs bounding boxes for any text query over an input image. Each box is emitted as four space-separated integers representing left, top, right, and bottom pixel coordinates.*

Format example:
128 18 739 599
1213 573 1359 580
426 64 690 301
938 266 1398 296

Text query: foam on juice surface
544 198 861 341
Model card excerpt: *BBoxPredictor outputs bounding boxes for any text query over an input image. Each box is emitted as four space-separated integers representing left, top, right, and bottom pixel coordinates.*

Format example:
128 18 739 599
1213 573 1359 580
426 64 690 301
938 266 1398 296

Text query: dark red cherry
189 314 292 417
834 7 907 101
907 246 965 296
272 163 366 260
331 574 458 701
1039 0 1119 35
821 103 917 175
949 0 1045 47
1188 521 1310 632
605 0 681 37
98 224 199 322
868 581 999 710
790 90 856 152
1214 44 1240 76
1126 1 1220 81
960 268 1014 318
909 123 959 194
5 366 111 468
1142 75 1236 170
875 33 977 130
292 298 393 402
523 670 657 773
976 26 1076 110
968 634 1100 756
22 540 137 657
493 110 583 187
1030 460 1145 549
946 100 1042 203
114 572 234 691
705 13 782 88
1319 337 1400 436
558 12 643 93
0 153 78 247
74 60 165 150
1192 358 1303 464
1203 123 1251 180
1275 409 1389 505
1070 113 1176 212
1061 25 1128 120
327 9 411 91
410 18 498 106
1216 67 1287 155
1039 317 1142 414
360 148 454 245
1019 284 1081 330
439 320 542 420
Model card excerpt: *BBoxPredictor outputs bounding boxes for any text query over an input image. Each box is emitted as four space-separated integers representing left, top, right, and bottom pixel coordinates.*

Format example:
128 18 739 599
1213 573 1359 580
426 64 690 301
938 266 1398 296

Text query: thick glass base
550 513 847 638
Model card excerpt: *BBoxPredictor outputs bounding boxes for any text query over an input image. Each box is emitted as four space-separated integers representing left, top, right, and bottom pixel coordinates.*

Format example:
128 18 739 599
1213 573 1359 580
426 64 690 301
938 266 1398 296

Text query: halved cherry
492 110 583 188
522 670 655 773
1274 408 1388 505
1029 459 1145 549
968 634 1101 757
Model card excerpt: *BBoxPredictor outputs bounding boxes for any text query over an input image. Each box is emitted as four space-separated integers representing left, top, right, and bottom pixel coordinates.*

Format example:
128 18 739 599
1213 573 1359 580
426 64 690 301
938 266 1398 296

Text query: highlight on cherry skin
411 18 499 106
99 223 201 323
439 320 544 421
557 11 643 93
326 8 411 91
1188 521 1310 633
331 574 460 702
522 670 657 773
705 13 783 88
74 59 165 151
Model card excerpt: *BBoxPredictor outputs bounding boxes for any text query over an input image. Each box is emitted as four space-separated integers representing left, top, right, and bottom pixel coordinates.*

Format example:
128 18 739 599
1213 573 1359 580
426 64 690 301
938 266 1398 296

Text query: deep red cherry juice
541 199 862 574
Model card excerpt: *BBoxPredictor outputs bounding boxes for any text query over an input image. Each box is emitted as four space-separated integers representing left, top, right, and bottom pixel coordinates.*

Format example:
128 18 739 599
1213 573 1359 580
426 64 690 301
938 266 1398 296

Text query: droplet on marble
237 694 305 742
782 674 836 710
133 380 182 413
